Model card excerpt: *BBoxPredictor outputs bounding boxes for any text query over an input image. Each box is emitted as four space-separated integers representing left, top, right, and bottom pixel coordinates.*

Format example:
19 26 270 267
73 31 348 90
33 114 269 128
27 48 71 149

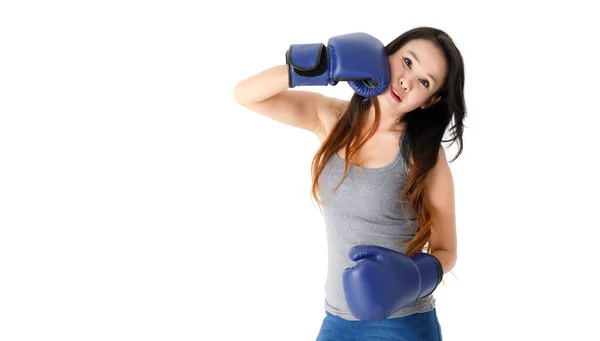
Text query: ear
421 95 441 109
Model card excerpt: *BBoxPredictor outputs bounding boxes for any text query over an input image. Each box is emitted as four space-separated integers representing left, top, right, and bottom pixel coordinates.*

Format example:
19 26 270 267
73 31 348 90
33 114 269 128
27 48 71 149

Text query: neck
365 103 405 134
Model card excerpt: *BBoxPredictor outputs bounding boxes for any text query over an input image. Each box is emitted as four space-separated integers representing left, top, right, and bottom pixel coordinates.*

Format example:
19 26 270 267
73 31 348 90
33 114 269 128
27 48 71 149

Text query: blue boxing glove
342 245 443 321
285 32 390 97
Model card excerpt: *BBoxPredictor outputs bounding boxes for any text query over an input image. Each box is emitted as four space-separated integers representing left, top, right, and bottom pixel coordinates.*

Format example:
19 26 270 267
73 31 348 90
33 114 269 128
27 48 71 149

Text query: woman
233 26 466 341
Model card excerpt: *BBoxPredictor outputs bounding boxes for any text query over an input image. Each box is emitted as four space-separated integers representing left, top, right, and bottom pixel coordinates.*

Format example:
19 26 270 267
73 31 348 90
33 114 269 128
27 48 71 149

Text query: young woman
233 26 466 341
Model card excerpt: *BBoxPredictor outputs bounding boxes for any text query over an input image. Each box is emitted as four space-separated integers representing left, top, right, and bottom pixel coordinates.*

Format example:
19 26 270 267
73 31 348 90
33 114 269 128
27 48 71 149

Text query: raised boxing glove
285 32 390 97
342 245 443 321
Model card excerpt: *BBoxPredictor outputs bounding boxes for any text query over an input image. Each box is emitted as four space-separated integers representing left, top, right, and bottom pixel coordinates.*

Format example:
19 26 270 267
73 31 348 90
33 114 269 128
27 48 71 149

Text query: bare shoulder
315 97 348 142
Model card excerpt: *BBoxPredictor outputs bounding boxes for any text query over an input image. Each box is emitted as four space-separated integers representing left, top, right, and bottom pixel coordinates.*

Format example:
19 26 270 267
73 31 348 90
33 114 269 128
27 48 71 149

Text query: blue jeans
315 309 442 341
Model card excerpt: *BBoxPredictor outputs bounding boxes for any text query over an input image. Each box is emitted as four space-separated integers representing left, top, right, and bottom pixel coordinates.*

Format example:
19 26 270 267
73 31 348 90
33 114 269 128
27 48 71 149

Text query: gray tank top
317 141 436 320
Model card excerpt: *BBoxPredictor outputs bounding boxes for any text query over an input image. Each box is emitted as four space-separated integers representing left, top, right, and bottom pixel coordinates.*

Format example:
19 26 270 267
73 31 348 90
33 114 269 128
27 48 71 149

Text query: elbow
232 83 245 105
232 83 257 108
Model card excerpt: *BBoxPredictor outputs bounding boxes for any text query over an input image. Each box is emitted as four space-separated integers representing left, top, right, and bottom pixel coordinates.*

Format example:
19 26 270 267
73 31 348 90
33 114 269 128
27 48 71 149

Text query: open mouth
391 86 402 102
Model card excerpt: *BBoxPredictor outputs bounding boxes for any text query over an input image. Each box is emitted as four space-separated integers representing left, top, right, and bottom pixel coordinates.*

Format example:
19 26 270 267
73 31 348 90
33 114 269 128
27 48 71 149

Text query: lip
390 86 403 102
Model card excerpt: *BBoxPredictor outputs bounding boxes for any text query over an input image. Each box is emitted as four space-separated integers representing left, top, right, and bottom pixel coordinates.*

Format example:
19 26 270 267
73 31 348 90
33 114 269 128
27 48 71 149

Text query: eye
404 57 430 88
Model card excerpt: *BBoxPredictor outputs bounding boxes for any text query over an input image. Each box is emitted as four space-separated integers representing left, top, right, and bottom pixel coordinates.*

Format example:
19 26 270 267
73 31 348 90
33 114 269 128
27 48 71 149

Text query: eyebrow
408 50 437 85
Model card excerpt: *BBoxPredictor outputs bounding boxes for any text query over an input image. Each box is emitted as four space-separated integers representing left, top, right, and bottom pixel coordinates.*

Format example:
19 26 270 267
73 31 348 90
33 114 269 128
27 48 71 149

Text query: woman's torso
314 99 436 320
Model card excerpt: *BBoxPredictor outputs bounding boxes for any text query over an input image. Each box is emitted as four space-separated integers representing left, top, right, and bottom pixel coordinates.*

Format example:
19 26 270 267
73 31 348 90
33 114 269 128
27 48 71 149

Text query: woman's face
378 39 448 114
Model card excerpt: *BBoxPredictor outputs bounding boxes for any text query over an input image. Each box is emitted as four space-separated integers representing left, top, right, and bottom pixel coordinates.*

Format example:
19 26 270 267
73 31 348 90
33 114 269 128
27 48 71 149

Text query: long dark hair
310 26 466 256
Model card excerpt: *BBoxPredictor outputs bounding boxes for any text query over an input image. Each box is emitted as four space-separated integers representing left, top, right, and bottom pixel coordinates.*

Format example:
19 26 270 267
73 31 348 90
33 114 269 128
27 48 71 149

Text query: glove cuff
285 43 331 87
410 253 443 299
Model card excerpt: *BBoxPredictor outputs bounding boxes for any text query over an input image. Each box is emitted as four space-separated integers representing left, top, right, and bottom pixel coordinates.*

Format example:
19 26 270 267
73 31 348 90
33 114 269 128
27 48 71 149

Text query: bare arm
233 65 340 135
427 146 458 274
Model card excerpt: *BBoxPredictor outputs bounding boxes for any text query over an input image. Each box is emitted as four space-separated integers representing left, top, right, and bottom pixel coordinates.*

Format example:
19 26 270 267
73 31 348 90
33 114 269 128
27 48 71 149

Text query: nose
398 76 410 92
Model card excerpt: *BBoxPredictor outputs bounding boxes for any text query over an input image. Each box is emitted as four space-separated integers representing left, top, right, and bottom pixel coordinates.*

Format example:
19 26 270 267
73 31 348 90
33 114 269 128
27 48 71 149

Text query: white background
1 1 599 340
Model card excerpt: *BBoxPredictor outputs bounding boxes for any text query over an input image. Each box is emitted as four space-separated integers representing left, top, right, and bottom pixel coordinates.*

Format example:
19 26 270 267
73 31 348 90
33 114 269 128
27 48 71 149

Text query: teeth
392 89 400 99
